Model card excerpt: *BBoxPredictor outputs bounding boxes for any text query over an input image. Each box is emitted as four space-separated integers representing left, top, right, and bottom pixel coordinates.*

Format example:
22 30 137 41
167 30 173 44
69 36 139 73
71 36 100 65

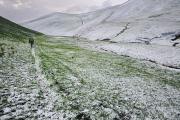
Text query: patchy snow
55 37 180 70
97 43 180 69
0 41 64 119
37 36 180 119
31 48 64 119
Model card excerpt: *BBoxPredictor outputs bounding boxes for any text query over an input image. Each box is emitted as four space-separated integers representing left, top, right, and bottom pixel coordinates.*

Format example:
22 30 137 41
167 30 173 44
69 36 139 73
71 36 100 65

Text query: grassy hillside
0 16 42 58
36 36 180 119
0 16 53 120
0 16 42 42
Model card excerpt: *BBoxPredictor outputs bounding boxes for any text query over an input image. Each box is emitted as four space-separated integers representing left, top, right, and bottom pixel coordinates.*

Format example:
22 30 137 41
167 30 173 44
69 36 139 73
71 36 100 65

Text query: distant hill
22 12 83 36
0 16 42 40
23 0 180 46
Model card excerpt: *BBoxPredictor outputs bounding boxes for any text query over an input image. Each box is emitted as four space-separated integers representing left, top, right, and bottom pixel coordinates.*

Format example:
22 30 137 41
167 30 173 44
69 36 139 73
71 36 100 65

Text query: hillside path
31 47 63 119
0 44 63 120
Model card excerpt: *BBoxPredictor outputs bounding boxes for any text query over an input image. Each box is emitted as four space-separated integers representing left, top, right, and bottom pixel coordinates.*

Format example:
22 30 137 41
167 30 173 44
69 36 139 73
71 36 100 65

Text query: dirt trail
31 48 63 119
0 43 63 120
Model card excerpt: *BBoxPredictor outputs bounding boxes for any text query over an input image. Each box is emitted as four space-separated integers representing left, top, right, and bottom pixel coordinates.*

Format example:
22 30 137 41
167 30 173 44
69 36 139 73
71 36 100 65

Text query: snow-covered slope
77 0 180 44
23 0 180 43
23 0 180 69
23 13 83 36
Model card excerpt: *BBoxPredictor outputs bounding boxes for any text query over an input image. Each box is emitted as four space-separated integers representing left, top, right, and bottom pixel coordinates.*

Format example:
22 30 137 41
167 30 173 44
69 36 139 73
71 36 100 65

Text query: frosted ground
0 17 63 119
1 34 180 119
35 36 180 119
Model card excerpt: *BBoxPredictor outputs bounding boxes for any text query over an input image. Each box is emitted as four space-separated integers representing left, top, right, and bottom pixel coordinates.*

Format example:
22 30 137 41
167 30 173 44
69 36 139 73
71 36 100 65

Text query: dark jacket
29 38 34 48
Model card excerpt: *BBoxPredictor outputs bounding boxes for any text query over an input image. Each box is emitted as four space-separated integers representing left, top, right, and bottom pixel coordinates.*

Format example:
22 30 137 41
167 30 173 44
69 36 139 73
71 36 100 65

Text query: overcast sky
0 0 128 23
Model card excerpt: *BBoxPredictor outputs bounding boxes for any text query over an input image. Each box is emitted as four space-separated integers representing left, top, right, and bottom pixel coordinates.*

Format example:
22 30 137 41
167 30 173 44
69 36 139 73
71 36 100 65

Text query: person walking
29 37 35 48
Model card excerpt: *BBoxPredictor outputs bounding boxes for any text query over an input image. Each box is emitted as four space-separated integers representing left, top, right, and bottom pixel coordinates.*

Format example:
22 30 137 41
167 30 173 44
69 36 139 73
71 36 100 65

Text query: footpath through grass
36 36 180 120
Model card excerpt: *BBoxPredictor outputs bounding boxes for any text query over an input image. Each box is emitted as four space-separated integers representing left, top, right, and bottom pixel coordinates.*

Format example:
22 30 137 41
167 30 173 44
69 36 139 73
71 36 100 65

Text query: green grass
0 16 42 71
0 16 39 93
0 16 42 42
36 36 180 119
37 36 180 89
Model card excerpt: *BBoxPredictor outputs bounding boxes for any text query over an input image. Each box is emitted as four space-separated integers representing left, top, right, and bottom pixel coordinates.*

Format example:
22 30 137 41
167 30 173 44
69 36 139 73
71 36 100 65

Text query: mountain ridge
23 0 180 43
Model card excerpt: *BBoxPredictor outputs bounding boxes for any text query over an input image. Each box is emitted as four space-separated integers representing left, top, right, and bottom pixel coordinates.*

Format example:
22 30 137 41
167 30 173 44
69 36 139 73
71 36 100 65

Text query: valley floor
1 36 180 120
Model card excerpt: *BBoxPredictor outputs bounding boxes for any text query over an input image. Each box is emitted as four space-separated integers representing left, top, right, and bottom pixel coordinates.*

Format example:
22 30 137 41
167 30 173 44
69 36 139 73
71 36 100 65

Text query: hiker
29 37 35 48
